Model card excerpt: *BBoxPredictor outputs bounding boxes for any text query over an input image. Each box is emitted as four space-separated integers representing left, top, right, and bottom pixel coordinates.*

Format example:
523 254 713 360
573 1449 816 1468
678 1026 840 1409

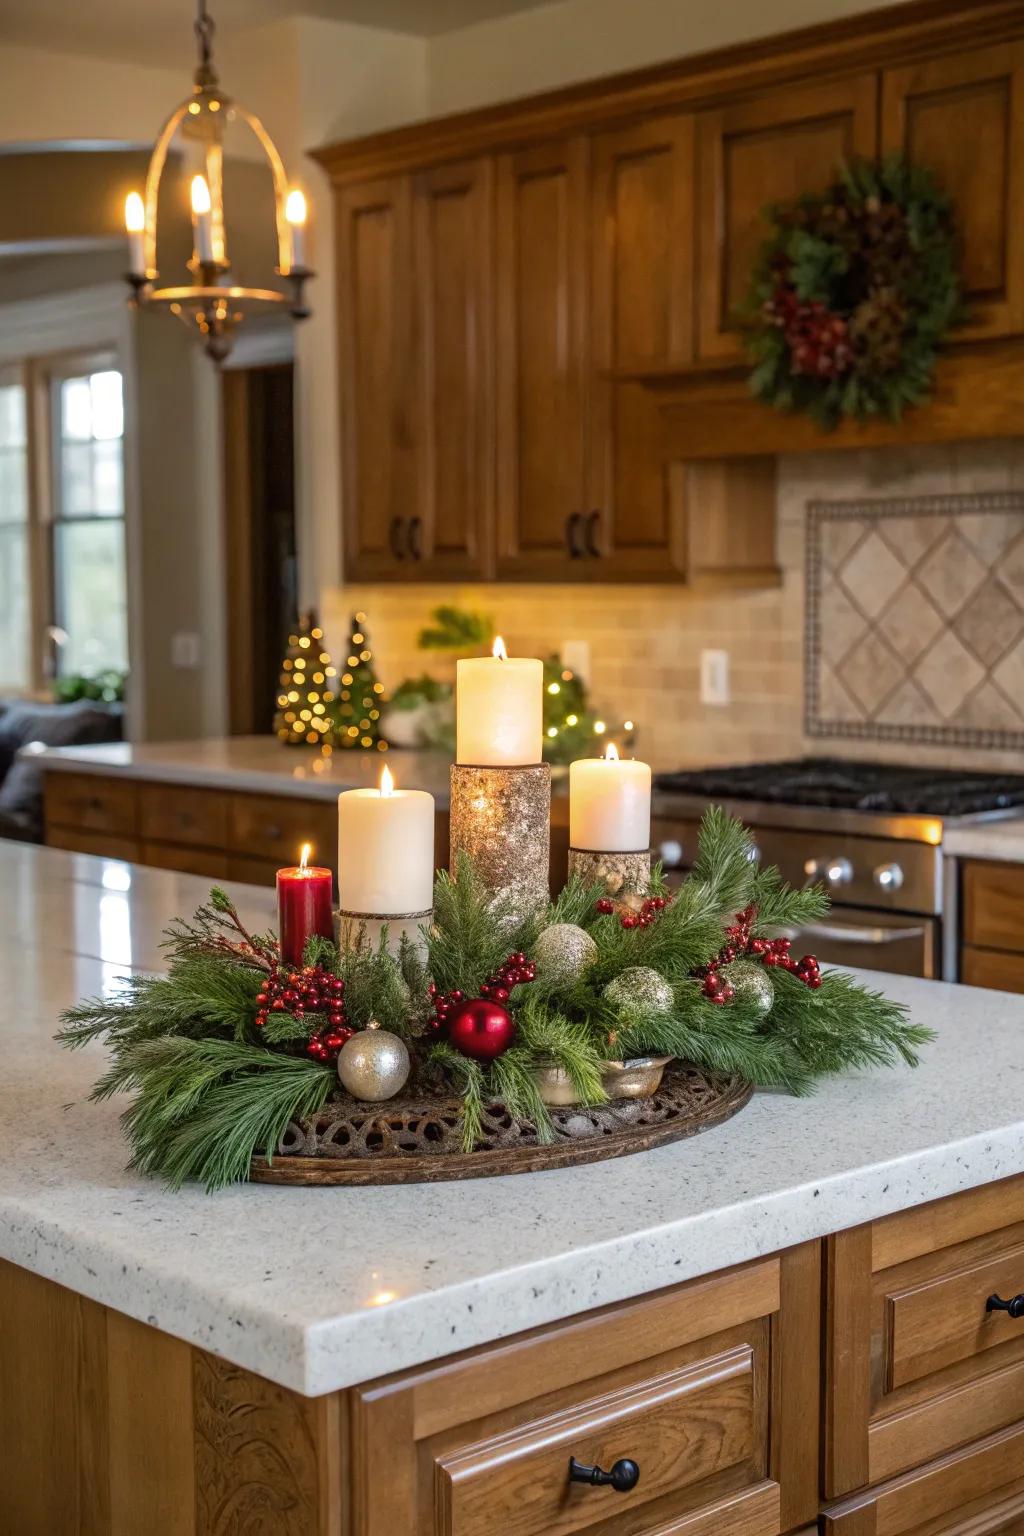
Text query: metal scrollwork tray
249 1063 752 1185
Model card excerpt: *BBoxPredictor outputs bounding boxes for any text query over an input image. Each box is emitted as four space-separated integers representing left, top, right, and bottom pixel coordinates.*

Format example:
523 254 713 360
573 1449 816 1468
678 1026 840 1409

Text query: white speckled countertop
4 840 1024 1398
31 736 457 804
943 817 1024 864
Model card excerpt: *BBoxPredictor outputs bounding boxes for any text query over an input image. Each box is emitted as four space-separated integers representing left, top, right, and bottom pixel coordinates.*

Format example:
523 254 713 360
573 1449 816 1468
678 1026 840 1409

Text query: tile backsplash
322 440 1024 773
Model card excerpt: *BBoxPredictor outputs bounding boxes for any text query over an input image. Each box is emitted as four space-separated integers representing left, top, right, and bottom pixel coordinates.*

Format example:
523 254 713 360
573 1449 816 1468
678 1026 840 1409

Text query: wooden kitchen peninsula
5 843 1024 1534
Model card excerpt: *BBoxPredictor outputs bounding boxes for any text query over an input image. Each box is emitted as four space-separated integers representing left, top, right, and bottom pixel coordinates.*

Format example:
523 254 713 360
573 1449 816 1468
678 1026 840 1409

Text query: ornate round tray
249 1063 752 1185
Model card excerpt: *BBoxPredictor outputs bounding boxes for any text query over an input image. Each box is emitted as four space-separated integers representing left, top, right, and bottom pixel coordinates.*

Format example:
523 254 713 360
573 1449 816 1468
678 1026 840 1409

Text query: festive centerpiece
742 155 961 429
59 637 930 1191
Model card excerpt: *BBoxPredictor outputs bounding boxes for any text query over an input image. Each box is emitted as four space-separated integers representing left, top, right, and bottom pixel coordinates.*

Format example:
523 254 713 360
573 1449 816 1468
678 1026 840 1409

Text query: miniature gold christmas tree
273 614 337 746
328 612 388 751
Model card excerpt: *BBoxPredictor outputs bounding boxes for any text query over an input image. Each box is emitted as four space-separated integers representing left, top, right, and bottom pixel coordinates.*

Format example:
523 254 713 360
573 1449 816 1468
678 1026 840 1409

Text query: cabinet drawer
352 1247 819 1536
823 1423 1024 1535
961 946 1024 994
826 1175 1024 1495
962 861 1024 954
228 794 337 869
44 772 137 837
138 783 227 850
140 842 229 879
44 826 140 864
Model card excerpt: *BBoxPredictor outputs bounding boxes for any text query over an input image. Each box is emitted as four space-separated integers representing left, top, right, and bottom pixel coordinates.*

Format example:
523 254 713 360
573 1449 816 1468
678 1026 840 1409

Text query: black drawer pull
584 508 601 558
388 517 406 560
987 1293 1024 1318
568 1456 640 1493
566 511 583 558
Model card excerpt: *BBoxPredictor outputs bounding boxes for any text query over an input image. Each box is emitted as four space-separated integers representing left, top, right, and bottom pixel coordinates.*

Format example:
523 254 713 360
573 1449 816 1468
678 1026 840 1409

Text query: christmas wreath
743 156 962 429
57 810 930 1190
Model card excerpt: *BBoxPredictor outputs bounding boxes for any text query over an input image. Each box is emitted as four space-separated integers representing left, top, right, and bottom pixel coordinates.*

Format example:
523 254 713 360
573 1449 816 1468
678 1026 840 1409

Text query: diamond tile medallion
806 493 1024 749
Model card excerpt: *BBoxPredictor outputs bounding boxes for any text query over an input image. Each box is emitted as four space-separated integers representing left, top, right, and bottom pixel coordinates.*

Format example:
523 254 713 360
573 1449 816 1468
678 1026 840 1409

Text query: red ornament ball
446 998 517 1062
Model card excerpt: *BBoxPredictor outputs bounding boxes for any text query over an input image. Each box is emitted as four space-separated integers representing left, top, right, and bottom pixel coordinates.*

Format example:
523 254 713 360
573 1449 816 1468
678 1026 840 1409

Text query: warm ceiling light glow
605 742 620 762
124 191 145 233
492 636 508 660
285 188 307 227
380 764 395 797
299 842 312 869
190 174 212 215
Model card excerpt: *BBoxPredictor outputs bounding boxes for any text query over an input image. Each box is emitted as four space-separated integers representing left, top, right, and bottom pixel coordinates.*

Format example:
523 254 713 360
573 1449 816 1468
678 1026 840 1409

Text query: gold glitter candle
449 762 551 914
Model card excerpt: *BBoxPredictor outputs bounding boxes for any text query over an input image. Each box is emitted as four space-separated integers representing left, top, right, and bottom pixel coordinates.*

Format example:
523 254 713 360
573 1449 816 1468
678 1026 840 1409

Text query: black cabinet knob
987 1293 1024 1318
584 509 601 558
568 1456 640 1493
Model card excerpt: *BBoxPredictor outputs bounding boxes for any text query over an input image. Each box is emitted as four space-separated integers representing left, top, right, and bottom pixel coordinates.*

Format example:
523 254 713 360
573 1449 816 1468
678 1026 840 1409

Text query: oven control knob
805 856 853 887
873 861 904 893
657 838 684 869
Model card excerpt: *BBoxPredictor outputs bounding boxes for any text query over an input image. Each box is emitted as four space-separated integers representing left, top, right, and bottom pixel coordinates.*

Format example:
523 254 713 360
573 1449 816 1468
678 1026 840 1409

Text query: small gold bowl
532 1056 673 1106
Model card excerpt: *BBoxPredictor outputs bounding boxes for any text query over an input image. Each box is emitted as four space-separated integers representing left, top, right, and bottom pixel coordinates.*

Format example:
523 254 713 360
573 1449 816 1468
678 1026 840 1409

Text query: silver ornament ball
532 922 598 986
337 1021 410 1101
725 959 775 1019
603 966 674 1013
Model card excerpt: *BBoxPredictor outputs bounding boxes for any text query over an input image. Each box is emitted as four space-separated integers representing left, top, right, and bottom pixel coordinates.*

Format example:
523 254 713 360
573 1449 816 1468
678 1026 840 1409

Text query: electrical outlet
560 639 591 685
700 649 730 706
171 631 201 669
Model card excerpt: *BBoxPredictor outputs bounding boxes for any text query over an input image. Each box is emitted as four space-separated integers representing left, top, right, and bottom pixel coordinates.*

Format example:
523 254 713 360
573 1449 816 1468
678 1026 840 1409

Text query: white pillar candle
338 765 435 914
570 743 652 852
456 637 543 766
191 174 214 265
124 192 145 277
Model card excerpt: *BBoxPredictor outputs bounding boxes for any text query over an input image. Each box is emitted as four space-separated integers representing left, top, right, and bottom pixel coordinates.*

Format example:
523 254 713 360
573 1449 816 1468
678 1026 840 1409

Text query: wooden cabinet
696 75 878 364
336 175 416 581
494 137 590 580
587 115 693 579
351 1247 819 1536
410 159 494 580
959 860 1024 993
825 1174 1024 1498
882 42 1024 342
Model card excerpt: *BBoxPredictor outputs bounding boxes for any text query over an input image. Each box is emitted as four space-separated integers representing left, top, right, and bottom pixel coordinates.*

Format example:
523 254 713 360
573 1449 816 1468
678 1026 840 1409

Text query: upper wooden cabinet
696 76 878 364
337 164 493 581
881 42 1024 342
494 138 590 580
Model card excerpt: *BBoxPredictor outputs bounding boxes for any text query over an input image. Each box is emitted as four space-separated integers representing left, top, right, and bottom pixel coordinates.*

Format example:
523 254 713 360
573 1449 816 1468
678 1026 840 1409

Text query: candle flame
124 191 145 234
380 763 395 797
299 842 312 869
605 742 620 762
191 174 212 215
492 635 508 660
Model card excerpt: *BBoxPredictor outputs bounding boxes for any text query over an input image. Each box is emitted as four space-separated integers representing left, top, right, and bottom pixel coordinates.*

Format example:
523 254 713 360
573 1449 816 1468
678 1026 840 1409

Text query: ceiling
0 0 558 67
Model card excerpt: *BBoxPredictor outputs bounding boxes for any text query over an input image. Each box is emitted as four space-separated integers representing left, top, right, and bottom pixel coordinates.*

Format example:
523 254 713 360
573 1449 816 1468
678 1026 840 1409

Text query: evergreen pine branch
750 863 830 930
766 968 934 1080
515 991 607 1106
302 934 340 972
339 931 414 1035
429 1041 485 1150
487 1048 555 1142
429 853 539 997
57 958 263 1051
262 1012 320 1045
688 806 757 917
547 874 605 930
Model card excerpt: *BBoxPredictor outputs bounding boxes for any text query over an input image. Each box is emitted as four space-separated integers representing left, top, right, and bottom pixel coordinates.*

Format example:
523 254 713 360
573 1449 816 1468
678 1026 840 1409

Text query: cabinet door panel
495 138 588 579
961 945 1024 994
589 115 692 579
882 43 1024 340
337 176 415 580
697 76 878 363
412 159 493 579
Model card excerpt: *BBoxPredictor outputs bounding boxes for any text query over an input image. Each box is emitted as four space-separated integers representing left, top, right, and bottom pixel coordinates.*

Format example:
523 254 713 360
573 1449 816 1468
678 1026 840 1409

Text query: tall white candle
456 637 543 766
570 743 652 852
338 765 435 914
191 174 214 265
124 191 145 277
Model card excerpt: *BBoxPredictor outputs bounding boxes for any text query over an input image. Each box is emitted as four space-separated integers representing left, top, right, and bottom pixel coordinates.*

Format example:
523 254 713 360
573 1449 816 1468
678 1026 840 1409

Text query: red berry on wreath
446 998 517 1062
595 897 614 914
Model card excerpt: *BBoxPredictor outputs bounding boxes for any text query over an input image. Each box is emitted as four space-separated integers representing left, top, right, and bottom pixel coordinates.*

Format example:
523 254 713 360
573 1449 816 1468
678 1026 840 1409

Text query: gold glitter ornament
603 966 674 1013
724 959 774 1019
337 1020 410 1101
533 923 598 985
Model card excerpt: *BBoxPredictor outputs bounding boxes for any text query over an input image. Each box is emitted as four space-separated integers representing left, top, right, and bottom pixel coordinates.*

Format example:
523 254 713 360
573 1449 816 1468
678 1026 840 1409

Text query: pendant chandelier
123 0 313 363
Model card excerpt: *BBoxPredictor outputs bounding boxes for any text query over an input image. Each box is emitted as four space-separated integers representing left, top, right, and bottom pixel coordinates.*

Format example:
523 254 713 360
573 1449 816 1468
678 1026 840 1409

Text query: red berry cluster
594 894 668 929
254 963 352 1063
428 952 535 1034
765 288 853 380
692 903 823 1003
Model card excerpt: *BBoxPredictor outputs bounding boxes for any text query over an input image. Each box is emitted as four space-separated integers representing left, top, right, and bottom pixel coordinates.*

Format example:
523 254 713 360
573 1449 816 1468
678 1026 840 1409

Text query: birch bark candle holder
568 745 652 899
450 638 550 914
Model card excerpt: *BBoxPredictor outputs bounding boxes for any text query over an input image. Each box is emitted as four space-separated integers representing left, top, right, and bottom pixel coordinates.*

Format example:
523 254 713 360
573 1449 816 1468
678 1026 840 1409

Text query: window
0 376 30 689
50 366 128 678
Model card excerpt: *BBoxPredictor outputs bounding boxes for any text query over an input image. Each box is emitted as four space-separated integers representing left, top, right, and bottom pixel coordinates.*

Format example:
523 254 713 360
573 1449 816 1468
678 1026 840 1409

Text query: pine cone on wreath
849 287 907 374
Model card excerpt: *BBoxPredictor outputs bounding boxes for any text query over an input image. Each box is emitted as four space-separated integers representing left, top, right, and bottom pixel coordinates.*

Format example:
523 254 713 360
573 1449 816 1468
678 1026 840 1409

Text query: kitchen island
5 840 1024 1535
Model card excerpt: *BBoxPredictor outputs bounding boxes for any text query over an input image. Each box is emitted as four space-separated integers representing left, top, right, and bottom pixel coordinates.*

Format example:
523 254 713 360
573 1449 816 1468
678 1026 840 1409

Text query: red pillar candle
277 844 334 966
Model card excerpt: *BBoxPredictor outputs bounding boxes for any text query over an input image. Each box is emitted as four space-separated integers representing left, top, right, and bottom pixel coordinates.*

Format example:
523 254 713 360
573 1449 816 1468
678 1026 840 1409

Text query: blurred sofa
0 699 123 842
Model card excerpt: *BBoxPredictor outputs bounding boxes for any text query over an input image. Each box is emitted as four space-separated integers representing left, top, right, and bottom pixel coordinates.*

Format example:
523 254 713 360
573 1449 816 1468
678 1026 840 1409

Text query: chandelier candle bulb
456 637 543 766
568 744 652 897
190 174 214 265
124 192 146 276
285 189 307 269
337 766 434 952
276 844 334 967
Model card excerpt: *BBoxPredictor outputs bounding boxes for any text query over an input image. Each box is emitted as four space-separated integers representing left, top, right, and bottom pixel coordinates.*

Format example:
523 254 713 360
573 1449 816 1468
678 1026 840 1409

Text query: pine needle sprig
429 1041 485 1150
339 931 416 1036
57 958 263 1051
162 887 277 972
429 853 539 997
688 806 758 918
547 874 606 930
766 968 934 1079
750 862 830 931
488 1048 556 1143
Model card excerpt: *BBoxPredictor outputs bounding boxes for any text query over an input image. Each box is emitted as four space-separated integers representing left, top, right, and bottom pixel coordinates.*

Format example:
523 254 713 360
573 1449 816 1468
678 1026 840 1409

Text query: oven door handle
779 921 928 946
